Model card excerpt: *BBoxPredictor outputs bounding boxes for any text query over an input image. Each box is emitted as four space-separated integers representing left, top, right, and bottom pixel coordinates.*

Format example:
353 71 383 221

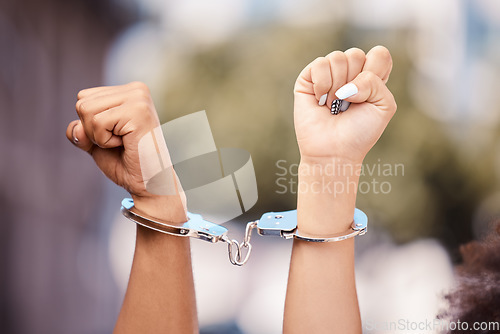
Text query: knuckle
311 57 326 68
328 50 345 62
91 114 100 128
135 100 151 114
129 81 150 93
345 47 366 60
389 97 398 114
133 88 150 101
77 89 87 100
383 92 397 116
75 99 83 112
76 100 87 114
359 71 377 82
128 82 152 103
372 45 392 64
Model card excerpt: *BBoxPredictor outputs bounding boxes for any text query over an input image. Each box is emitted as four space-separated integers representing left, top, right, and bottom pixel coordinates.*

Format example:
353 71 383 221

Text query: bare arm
66 82 198 333
114 197 198 334
284 46 397 333
284 161 361 333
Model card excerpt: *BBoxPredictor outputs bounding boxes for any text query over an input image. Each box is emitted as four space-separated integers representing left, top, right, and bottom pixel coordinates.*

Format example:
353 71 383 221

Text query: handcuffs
121 198 368 266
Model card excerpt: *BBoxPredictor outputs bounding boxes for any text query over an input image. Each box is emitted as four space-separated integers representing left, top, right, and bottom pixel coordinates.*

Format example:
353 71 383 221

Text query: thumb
335 71 397 116
66 120 94 153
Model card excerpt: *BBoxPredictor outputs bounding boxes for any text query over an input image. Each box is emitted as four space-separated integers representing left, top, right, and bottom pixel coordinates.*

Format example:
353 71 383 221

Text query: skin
66 82 197 333
283 46 396 333
65 46 396 333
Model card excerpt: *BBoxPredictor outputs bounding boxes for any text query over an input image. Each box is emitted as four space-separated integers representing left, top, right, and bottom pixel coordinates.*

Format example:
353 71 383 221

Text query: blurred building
0 0 134 332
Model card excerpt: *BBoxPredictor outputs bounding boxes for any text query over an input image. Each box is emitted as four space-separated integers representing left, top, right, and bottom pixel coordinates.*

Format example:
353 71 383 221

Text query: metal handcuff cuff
121 198 368 266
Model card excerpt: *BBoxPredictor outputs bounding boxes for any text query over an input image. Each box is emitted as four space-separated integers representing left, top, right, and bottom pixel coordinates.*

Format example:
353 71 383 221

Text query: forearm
114 195 198 334
283 159 362 334
284 239 360 333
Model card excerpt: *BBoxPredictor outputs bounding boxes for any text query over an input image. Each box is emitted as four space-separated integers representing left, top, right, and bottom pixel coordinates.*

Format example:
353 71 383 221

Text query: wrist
298 158 362 194
299 156 364 170
131 194 187 225
296 157 362 236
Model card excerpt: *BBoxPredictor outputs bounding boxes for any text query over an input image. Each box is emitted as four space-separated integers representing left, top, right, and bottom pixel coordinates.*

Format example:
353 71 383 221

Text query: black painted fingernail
331 99 342 115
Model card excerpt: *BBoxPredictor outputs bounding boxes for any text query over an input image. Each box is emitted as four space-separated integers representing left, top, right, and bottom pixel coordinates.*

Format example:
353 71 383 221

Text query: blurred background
1 0 500 333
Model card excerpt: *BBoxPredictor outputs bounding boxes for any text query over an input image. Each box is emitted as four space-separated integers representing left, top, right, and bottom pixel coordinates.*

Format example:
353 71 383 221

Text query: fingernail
331 99 341 115
318 93 328 106
339 100 351 112
335 83 358 100
72 123 80 145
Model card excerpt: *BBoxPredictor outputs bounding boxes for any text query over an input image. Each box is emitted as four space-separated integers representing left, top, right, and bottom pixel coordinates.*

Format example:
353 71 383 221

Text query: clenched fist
294 46 397 164
66 82 186 222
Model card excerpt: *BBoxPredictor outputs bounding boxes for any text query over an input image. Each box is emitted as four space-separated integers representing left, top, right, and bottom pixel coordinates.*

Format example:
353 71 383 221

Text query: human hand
66 82 186 221
294 46 396 164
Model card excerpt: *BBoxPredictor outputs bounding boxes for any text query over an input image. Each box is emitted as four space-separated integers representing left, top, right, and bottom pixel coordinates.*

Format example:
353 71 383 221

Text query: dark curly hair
439 221 500 333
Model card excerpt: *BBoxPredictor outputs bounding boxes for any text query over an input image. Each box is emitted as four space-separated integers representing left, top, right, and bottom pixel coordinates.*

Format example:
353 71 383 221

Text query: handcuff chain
224 221 258 266
243 221 258 247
